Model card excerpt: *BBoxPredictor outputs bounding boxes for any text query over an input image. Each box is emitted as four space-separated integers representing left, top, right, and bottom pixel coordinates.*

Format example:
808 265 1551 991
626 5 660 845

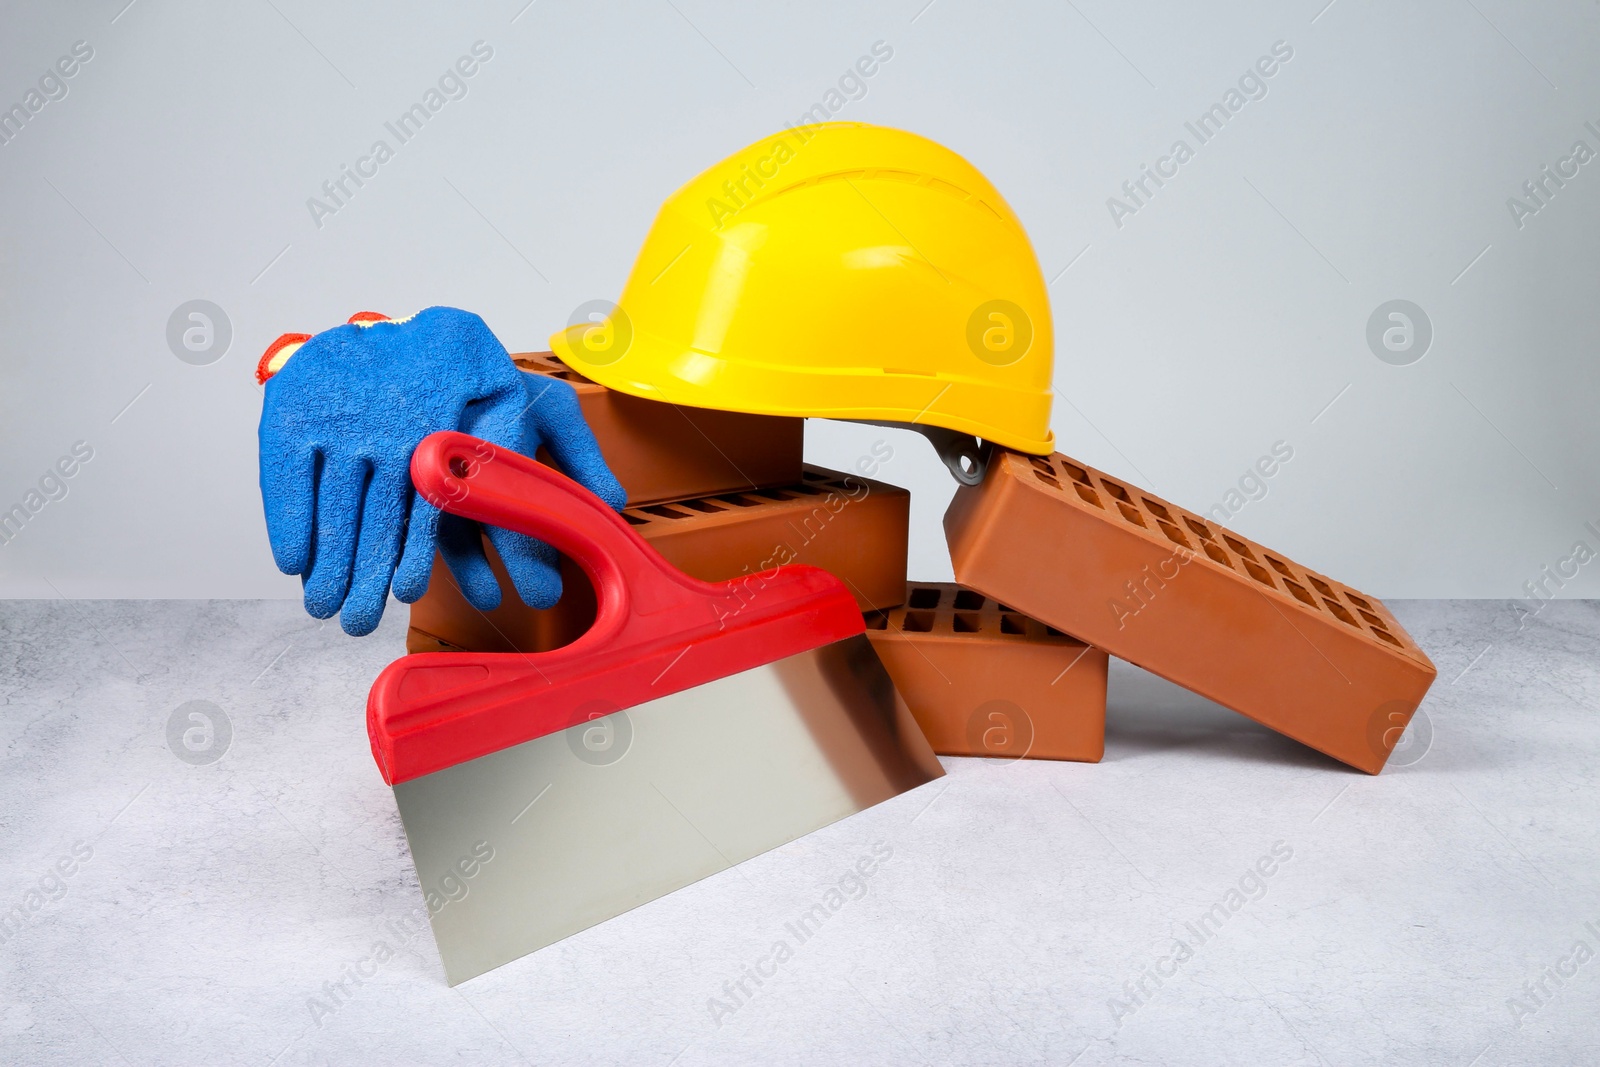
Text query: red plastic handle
410 430 730 648
366 432 864 785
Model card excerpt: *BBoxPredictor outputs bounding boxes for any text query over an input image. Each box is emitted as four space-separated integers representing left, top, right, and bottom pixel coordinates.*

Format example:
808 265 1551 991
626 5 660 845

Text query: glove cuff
254 311 394 384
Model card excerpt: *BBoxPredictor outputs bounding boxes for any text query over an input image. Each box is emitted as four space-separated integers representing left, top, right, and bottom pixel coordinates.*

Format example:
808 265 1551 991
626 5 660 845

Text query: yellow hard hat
551 122 1055 461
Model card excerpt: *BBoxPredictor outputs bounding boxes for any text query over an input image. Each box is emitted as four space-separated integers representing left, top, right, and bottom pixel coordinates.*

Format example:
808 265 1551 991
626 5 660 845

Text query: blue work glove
258 307 625 637
433 370 627 612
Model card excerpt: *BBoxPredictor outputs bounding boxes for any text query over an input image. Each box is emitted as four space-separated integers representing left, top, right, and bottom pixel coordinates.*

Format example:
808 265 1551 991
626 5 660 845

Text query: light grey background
1 0 1597 603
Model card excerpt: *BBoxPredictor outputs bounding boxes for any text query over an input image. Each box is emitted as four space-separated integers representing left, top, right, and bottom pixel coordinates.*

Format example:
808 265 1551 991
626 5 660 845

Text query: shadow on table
1103 659 1351 772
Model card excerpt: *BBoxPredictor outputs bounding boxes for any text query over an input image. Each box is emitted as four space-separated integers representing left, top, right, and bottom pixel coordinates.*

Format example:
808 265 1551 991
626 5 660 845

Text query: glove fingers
260 444 318 575
438 514 504 611
391 491 441 604
523 377 627 510
484 523 562 610
302 459 369 620
337 467 411 636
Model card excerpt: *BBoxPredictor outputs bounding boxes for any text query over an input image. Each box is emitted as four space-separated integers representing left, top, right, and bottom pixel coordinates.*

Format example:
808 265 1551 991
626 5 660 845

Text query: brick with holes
865 582 1108 761
944 450 1437 773
407 353 804 651
409 465 909 654
514 352 803 506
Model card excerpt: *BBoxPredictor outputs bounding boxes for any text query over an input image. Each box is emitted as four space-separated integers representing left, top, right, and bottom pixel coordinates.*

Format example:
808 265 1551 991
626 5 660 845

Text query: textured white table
1 600 1595 1066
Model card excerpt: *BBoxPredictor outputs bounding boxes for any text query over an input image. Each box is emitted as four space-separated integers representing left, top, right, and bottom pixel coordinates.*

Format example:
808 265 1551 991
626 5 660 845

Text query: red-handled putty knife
368 432 943 985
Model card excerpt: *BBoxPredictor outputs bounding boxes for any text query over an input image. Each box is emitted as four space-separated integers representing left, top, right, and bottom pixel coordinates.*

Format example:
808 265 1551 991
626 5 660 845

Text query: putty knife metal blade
368 433 942 984
394 634 931 984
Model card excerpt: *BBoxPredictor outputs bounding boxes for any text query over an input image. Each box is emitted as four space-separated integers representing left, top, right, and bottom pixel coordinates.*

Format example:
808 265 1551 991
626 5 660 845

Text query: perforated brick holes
866 583 1071 642
616 469 852 528
1023 454 1415 656
515 352 589 385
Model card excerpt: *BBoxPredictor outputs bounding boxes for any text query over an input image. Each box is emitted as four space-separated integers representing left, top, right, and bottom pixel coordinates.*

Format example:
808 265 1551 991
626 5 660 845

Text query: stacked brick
412 354 1435 772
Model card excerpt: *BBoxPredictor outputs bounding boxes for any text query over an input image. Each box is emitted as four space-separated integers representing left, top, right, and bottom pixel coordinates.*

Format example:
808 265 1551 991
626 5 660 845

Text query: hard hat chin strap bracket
855 422 992 486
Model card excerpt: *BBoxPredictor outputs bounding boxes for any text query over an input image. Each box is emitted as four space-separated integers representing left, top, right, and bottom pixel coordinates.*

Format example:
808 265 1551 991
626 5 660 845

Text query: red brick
866 582 1107 762
410 465 909 654
944 450 1437 773
515 352 802 506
